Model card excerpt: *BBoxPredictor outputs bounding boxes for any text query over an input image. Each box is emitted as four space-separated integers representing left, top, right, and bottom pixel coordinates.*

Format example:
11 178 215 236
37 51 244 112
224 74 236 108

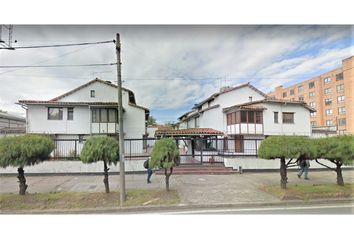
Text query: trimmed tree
314 135 354 186
0 134 54 195
80 136 119 193
150 138 180 191
258 135 315 189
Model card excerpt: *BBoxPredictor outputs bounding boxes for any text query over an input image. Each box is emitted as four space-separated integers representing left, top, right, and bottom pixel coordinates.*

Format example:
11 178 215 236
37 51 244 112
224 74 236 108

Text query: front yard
0 189 180 212
261 183 354 200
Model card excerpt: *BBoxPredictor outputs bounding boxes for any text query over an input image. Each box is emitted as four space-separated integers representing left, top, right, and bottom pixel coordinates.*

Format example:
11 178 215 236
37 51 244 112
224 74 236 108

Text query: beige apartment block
268 56 353 135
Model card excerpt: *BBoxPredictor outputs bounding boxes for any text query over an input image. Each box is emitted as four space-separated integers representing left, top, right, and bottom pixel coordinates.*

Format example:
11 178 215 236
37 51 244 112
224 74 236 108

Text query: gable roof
223 99 316 112
193 82 267 109
50 78 133 101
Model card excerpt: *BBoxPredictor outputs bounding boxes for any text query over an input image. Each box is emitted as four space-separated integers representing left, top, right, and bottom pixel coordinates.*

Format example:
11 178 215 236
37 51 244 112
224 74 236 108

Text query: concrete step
155 164 238 175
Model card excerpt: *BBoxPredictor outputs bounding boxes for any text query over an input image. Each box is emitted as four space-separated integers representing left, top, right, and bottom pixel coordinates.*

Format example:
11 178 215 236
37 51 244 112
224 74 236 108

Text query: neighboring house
0 110 26 136
176 83 315 153
18 79 149 157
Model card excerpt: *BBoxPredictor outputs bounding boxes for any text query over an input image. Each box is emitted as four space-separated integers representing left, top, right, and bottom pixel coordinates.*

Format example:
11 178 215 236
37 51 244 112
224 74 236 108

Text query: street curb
2 198 353 214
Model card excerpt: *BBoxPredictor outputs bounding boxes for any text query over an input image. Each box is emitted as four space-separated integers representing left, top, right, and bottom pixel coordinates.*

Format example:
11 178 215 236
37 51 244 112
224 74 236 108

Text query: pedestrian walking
297 159 310 180
144 157 153 184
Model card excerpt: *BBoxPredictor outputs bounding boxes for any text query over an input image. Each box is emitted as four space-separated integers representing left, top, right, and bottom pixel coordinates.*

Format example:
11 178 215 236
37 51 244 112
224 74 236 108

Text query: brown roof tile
155 128 224 136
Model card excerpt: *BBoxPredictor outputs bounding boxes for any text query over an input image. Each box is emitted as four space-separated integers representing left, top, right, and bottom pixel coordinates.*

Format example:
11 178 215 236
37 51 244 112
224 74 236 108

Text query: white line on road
153 204 354 214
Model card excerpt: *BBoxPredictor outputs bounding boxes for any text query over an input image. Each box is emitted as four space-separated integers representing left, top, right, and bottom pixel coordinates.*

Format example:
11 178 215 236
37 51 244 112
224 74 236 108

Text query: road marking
153 204 354 214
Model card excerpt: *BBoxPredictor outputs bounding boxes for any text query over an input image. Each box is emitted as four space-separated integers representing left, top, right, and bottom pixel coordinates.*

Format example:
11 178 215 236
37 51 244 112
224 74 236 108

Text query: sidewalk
1 170 354 209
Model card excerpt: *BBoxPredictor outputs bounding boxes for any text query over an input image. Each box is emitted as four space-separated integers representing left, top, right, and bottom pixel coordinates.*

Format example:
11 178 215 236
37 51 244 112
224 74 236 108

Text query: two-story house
177 83 315 154
18 79 149 156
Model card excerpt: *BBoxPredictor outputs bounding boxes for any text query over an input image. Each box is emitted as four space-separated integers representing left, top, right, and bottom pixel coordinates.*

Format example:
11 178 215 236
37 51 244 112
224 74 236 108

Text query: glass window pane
108 109 117 123
100 109 107 122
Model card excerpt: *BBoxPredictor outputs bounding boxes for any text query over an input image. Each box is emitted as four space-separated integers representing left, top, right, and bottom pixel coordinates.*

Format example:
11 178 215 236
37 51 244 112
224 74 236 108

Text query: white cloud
0 25 352 121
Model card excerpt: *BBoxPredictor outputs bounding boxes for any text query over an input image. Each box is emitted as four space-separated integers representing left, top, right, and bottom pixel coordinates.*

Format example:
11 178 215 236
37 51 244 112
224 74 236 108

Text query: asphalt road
119 203 354 215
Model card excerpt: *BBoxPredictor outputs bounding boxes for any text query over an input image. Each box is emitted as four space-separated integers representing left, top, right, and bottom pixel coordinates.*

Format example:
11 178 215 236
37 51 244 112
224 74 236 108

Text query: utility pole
116 33 126 205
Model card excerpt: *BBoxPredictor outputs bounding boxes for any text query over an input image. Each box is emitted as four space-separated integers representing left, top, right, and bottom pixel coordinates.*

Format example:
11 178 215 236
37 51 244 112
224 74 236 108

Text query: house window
338 106 346 114
283 92 287 98
227 113 232 125
255 112 262 124
290 89 295 95
311 121 316 127
309 92 315 98
310 112 316 118
231 112 236 124
324 98 332 106
92 108 118 123
325 109 333 115
309 102 316 108
108 109 117 123
298 96 304 101
324 77 331 84
241 111 247 123
249 96 253 102
298 85 304 92
248 111 255 123
336 72 343 81
324 88 332 95
308 82 315 89
282 112 294 124
336 84 344 92
90 90 95 98
48 107 63 120
67 108 74 120
274 112 279 123
326 120 333 126
100 109 108 123
338 118 346 126
337 95 345 103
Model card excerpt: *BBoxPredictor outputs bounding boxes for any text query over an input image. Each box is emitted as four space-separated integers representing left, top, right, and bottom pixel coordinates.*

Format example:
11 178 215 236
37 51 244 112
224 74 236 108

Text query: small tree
0 134 54 195
80 136 119 193
258 136 314 189
147 116 157 126
150 138 180 191
314 135 354 186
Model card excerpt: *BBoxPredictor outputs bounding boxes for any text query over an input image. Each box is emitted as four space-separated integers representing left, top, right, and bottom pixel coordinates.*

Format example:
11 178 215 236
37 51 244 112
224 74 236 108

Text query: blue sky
0 25 353 123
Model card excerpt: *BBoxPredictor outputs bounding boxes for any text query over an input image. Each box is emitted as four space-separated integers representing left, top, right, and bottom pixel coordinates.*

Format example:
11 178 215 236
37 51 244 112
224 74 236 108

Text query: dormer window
90 90 95 98
249 96 253 102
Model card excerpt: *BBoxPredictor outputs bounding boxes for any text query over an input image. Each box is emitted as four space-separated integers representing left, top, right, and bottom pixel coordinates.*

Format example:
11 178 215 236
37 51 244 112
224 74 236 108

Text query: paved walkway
1 170 354 206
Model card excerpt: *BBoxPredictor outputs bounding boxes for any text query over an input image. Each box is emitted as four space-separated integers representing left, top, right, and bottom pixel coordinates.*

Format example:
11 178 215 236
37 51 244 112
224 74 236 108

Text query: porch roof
155 128 224 137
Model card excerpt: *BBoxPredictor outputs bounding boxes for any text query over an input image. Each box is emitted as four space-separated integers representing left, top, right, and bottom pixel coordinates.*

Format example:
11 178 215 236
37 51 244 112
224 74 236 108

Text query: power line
0 40 115 50
0 63 117 68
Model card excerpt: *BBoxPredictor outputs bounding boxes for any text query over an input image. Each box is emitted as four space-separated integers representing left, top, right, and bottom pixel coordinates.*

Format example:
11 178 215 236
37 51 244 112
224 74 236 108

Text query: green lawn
261 183 354 200
0 189 180 211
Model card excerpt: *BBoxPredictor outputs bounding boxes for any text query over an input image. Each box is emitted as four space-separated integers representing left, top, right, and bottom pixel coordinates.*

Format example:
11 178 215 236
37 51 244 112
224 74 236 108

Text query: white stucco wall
25 81 147 139
27 105 91 134
195 86 265 132
262 103 311 136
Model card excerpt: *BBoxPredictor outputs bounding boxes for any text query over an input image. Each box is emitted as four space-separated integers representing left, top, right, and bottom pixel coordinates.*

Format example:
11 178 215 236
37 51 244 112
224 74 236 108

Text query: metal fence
51 137 262 164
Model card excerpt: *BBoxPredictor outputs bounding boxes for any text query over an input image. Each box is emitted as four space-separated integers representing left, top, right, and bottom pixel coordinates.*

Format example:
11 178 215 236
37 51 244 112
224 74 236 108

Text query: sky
0 25 353 123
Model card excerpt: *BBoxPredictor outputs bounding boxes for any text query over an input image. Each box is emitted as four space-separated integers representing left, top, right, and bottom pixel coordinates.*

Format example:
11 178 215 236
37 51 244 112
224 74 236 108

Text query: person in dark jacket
297 159 310 180
144 157 153 184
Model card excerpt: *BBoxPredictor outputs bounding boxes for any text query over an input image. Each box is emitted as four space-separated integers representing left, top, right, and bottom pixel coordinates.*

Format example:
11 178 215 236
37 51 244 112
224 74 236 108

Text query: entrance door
235 135 244 153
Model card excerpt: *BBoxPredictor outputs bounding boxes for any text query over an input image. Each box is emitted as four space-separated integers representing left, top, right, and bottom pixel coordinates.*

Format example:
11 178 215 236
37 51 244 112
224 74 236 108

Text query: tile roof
18 100 119 106
155 128 224 136
223 99 315 112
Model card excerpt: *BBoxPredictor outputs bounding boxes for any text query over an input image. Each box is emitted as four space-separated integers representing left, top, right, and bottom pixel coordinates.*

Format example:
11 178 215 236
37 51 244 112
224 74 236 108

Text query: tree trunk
165 168 173 192
17 167 28 195
103 160 110 193
280 158 287 189
335 163 344 186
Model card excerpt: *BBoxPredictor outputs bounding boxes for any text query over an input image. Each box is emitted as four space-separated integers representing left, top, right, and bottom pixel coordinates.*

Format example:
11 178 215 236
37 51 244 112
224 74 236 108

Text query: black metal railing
51 137 262 164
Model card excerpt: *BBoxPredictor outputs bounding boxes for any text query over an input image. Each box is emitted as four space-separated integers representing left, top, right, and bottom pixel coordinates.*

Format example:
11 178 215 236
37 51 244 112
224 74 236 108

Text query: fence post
200 139 203 165
74 140 77 158
255 139 258 156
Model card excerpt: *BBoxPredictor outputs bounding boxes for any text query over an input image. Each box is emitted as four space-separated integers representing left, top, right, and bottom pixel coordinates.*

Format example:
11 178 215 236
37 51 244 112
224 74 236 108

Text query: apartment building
268 56 353 135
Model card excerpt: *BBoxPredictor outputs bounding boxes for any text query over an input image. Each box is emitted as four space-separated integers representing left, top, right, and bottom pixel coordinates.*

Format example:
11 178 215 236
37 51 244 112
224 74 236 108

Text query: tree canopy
0 134 54 168
258 135 315 160
150 138 180 169
80 136 119 164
